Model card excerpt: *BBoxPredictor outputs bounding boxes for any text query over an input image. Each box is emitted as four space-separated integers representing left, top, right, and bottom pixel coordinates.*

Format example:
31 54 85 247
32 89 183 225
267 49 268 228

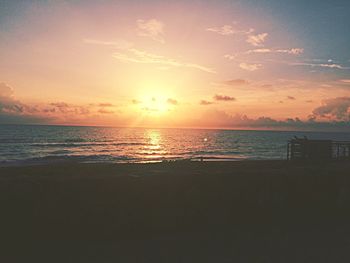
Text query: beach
1 160 350 262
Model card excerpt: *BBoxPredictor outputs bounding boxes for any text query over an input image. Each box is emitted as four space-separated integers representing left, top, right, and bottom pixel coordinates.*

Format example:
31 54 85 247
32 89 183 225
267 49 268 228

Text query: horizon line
1 122 349 134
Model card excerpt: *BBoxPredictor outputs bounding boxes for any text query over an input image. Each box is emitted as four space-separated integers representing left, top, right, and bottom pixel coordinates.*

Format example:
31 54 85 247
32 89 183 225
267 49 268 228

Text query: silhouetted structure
287 137 350 161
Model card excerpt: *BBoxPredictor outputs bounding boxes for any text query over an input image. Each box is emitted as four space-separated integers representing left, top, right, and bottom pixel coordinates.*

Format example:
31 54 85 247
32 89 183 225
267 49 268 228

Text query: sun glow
133 84 176 116
140 96 170 115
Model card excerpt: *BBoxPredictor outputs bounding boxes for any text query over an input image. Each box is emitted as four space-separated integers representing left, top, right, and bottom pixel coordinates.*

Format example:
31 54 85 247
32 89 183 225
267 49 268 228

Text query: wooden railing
287 138 350 160
332 141 350 159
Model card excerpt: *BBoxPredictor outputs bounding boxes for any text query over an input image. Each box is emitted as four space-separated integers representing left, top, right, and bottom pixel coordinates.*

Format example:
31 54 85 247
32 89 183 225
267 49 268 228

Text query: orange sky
1 1 350 130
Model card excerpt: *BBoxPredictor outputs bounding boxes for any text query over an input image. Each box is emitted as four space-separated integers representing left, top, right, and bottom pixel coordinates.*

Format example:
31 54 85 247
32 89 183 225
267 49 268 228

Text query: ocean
1 124 350 165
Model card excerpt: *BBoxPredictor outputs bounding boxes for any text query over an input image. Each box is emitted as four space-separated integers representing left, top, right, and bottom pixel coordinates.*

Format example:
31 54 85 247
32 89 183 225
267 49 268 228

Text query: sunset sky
1 0 350 130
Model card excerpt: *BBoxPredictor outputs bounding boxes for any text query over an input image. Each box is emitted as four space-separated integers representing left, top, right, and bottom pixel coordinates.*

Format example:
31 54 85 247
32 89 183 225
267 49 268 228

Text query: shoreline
0 156 285 167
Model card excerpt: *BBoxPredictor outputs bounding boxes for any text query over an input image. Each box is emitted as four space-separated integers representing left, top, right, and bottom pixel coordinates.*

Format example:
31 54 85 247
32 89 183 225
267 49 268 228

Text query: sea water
1 124 350 165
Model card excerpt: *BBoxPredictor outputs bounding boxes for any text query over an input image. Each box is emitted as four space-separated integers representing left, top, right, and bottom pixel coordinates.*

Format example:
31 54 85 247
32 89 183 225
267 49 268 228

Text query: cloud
246 33 268 47
113 48 216 73
287 96 296 100
98 103 115 114
291 62 350 70
0 83 122 124
185 63 216 74
239 62 261 71
221 79 249 86
319 64 347 69
50 102 69 108
246 48 303 55
213 94 236 101
206 25 235 36
0 83 30 115
167 98 178 105
98 103 114 107
246 48 272 54
48 102 91 115
208 26 268 46
137 19 165 43
0 83 14 98
199 100 214 105
276 48 304 55
0 83 49 124
312 97 350 121
98 108 114 114
223 54 236 60
199 110 350 131
206 24 253 36
340 79 350 84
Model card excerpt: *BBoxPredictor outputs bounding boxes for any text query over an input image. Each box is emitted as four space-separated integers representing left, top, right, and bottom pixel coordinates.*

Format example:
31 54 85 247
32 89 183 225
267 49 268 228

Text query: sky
0 0 350 130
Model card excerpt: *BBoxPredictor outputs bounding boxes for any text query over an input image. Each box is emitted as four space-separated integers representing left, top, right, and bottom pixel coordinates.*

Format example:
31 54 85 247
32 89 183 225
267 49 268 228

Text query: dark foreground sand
1 160 350 262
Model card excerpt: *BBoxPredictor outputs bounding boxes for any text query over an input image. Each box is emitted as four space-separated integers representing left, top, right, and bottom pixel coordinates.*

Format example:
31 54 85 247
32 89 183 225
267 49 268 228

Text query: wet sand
1 160 350 262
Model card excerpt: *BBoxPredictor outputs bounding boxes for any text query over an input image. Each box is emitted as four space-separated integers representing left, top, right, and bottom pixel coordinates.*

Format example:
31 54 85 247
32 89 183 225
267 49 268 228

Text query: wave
64 138 87 143
49 150 73 155
0 154 137 166
0 139 30 143
29 142 150 148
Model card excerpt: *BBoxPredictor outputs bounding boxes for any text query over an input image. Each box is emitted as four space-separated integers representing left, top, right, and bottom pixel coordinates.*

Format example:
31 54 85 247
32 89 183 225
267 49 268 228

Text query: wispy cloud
113 48 216 73
213 94 236 101
98 103 114 107
276 48 304 55
287 96 296 100
206 24 253 36
207 24 269 49
239 62 262 71
340 79 350 84
137 19 165 43
246 48 271 54
291 62 350 70
246 48 303 55
223 54 236 60
206 25 235 36
221 79 249 86
246 33 268 47
318 64 348 69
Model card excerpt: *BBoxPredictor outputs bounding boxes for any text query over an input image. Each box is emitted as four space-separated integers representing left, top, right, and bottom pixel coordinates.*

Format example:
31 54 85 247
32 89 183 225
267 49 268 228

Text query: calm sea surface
1 124 350 165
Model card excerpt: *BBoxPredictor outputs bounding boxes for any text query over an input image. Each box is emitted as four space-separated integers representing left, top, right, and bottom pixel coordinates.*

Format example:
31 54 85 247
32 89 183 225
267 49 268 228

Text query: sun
143 96 169 114
134 95 172 116
132 81 177 116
